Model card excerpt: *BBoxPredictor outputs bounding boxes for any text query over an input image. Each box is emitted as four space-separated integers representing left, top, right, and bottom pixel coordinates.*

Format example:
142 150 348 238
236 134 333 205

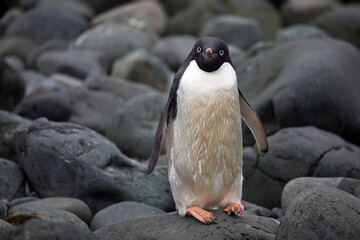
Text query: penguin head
191 37 232 72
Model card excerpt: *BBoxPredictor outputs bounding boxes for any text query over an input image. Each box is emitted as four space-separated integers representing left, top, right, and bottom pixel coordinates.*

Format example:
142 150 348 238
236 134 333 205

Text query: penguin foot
224 202 244 216
186 206 217 224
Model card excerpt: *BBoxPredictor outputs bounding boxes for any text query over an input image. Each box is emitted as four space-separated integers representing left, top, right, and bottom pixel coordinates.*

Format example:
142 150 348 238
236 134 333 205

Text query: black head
190 37 232 72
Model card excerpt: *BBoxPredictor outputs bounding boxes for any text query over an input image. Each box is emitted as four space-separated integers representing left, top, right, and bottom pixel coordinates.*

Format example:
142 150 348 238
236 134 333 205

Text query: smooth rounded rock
0 158 24 201
0 219 15 240
276 24 329 43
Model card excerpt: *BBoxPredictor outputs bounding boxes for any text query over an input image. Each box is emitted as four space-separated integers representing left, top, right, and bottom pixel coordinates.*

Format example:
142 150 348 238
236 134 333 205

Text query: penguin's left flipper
147 98 173 174
224 202 244 216
238 89 268 153
186 206 217 224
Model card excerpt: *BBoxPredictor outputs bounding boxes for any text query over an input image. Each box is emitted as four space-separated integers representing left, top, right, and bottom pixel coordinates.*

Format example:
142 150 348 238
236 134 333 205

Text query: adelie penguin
147 36 268 224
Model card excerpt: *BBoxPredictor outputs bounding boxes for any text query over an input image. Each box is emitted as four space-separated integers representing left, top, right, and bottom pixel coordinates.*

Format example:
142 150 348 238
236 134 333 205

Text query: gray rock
90 201 165 231
9 205 88 229
0 219 15 240
12 220 100 240
0 110 31 161
201 15 263 50
15 118 174 213
74 23 151 60
158 0 191 16
282 177 360 212
314 4 360 49
38 0 95 19
152 35 196 71
0 199 9 220
111 49 172 91
77 0 126 14
228 45 246 68
276 186 360 240
26 40 67 69
94 210 279 240
0 60 25 111
5 6 88 45
10 197 39 208
11 197 92 224
0 8 23 37
242 201 279 219
88 76 158 101
92 1 167 35
236 38 360 146
16 88 124 134
106 92 168 159
35 50 111 79
0 158 24 201
276 24 329 43
0 37 36 61
281 0 339 25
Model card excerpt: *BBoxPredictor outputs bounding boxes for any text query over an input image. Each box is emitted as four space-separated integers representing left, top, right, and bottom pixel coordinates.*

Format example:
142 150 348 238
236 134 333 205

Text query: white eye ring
219 49 224 56
197 46 201 53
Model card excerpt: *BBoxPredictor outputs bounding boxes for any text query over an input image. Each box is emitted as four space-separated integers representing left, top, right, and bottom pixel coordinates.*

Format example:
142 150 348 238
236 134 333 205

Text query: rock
158 0 191 16
242 201 279 219
276 186 360 240
0 110 31 161
74 23 151 60
11 197 92 224
313 4 360 49
10 197 39 209
38 0 95 19
0 199 9 220
15 88 124 134
152 35 196 71
228 45 246 68
282 177 360 212
0 219 15 240
78 0 126 14
9 205 88 229
0 8 23 37
281 0 339 25
15 118 174 213
35 49 111 79
111 49 172 91
12 220 100 240
92 1 167 35
90 201 165 231
94 210 279 240
5 6 88 45
0 60 25 111
236 38 360 146
276 24 329 43
0 158 24 201
201 15 263 50
88 76 158 101
0 37 36 61
106 92 168 159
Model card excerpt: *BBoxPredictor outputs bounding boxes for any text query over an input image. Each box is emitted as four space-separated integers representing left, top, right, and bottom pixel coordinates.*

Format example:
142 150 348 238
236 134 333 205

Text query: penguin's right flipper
147 98 173 174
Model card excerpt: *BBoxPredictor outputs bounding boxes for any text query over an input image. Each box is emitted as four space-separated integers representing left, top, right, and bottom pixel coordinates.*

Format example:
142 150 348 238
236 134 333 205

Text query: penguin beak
204 48 213 59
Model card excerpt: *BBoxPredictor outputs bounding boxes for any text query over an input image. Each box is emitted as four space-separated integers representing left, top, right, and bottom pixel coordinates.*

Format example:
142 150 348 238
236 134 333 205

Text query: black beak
204 48 213 59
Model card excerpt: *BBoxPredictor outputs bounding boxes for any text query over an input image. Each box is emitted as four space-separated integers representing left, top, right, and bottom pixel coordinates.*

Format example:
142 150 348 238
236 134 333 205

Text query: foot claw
186 206 217 224
223 202 244 216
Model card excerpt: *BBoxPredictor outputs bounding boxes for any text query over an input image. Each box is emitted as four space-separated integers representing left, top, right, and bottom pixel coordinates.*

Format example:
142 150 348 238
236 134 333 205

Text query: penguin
147 36 268 224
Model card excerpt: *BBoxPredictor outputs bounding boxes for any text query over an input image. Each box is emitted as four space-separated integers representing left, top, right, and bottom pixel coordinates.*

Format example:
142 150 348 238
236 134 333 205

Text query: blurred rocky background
0 0 360 239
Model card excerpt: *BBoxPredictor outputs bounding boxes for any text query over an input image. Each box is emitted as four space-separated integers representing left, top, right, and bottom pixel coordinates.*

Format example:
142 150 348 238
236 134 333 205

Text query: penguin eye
196 46 201 53
219 49 225 56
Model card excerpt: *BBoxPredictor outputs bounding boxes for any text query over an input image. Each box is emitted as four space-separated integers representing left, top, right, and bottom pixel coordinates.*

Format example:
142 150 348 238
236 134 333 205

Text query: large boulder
236 38 360 146
276 186 360 240
276 24 329 43
15 118 174 213
0 158 24 200
94 210 279 240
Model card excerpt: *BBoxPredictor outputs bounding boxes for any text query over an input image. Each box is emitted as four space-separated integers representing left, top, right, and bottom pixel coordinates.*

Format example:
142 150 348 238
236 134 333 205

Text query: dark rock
106 92 168 159
90 201 165 231
15 118 174 213
73 23 151 60
0 158 24 201
152 35 196 71
0 37 36 61
38 0 95 19
236 38 360 146
35 50 111 79
78 0 127 14
201 15 263 50
281 0 339 25
5 6 88 45
0 8 23 37
313 4 360 49
158 0 191 16
94 210 279 240
276 24 329 43
276 186 360 240
111 49 172 91
0 199 9 220
11 197 92 225
228 45 246 68
242 201 279 219
0 60 25 111
12 219 100 240
0 110 31 161
15 88 124 134
10 197 39 208
0 219 15 240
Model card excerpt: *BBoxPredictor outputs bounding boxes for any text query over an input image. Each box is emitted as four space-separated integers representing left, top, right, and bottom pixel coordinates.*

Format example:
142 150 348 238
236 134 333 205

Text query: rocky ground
0 0 360 239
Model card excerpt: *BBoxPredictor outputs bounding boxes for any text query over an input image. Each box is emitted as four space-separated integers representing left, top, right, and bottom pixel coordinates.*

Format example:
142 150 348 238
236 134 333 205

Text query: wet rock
201 15 263 50
0 158 24 201
0 37 36 61
111 49 172 91
276 24 329 43
276 186 360 240
0 219 15 240
15 118 173 213
106 92 168 159
94 210 279 240
12 220 100 240
314 4 360 49
282 177 360 212
5 6 88 45
90 201 165 231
